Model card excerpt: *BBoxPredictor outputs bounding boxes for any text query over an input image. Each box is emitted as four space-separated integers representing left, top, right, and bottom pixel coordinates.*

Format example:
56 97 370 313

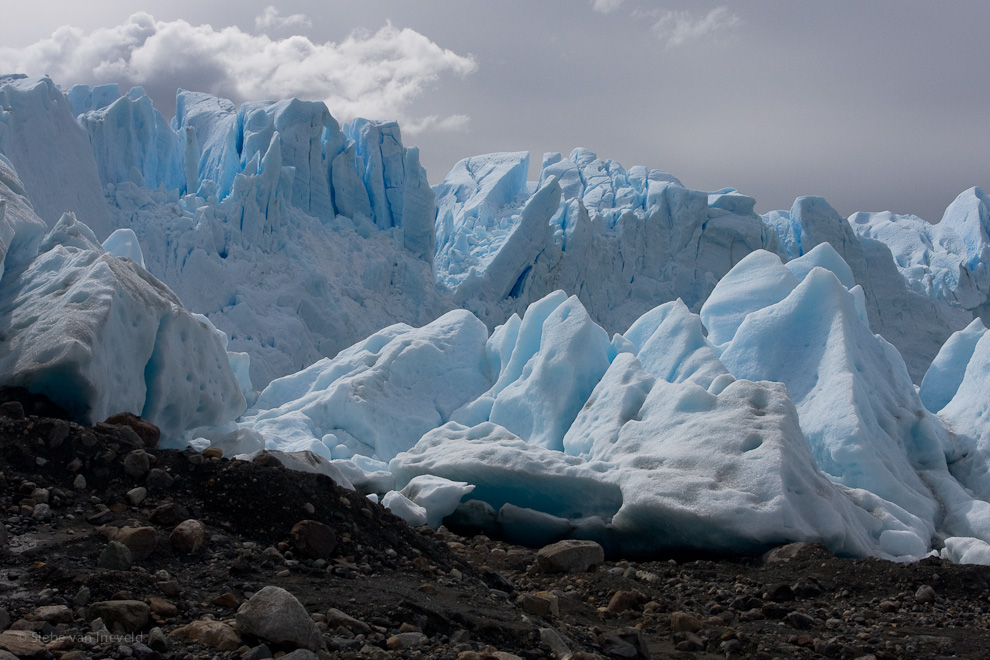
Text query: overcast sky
0 1 987 222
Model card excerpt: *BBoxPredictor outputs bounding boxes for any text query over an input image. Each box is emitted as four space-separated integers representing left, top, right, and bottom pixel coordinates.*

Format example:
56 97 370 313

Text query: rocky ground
0 389 989 660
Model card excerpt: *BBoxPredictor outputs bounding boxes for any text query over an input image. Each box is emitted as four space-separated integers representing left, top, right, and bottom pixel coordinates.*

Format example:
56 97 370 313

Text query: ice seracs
0 161 244 438
240 309 492 462
433 148 776 335
0 76 111 237
2 77 447 387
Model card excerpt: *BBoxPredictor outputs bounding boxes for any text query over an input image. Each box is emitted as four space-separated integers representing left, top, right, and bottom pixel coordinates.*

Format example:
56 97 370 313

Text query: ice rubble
240 256 990 560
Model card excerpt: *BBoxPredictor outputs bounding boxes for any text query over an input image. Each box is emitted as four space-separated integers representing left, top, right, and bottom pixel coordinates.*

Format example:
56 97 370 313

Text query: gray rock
32 604 72 624
48 420 70 448
72 586 91 607
147 626 169 652
279 650 318 660
786 611 817 630
0 630 44 658
117 526 158 561
536 539 604 574
235 585 324 651
325 608 370 634
444 500 499 535
97 541 133 570
87 600 150 633
0 402 24 419
241 643 273 660
539 627 570 657
169 519 205 554
30 503 51 521
72 474 86 490
123 449 152 480
145 468 174 490
290 520 336 559
916 584 937 603
126 487 147 506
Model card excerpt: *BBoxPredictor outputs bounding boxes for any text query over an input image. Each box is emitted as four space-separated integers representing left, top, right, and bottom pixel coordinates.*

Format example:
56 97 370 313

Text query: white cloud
0 13 477 129
402 113 471 136
650 7 742 48
591 0 625 14
255 6 312 32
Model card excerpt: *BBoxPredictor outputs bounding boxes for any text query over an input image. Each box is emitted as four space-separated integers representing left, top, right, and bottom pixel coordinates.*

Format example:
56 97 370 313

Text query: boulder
170 519 206 554
105 412 161 448
235 586 324 651
536 540 604 574
87 600 150 632
97 541 132 570
0 630 46 658
169 620 242 651
123 449 152 480
290 520 337 559
116 526 158 560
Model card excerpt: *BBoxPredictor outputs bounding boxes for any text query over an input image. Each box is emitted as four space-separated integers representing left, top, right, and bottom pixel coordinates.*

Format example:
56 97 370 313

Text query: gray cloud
648 7 742 48
591 0 625 14
255 6 312 32
0 0 986 224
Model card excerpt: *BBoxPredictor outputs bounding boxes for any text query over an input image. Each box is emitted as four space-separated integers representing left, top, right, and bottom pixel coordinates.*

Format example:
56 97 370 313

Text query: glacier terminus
4 74 990 564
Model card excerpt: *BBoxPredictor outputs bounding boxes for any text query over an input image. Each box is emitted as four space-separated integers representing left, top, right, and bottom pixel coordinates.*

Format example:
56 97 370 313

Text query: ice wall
0 76 111 237
433 149 777 334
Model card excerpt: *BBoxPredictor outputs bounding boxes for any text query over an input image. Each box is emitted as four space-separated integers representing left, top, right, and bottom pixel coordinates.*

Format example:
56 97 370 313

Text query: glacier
0 156 244 437
6 73 990 561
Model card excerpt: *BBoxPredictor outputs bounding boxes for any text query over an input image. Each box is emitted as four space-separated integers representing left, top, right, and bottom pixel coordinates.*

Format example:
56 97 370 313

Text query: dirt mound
1 397 990 659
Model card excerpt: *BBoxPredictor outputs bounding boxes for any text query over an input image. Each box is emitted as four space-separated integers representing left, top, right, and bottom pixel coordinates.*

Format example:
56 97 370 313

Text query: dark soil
1 393 989 660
